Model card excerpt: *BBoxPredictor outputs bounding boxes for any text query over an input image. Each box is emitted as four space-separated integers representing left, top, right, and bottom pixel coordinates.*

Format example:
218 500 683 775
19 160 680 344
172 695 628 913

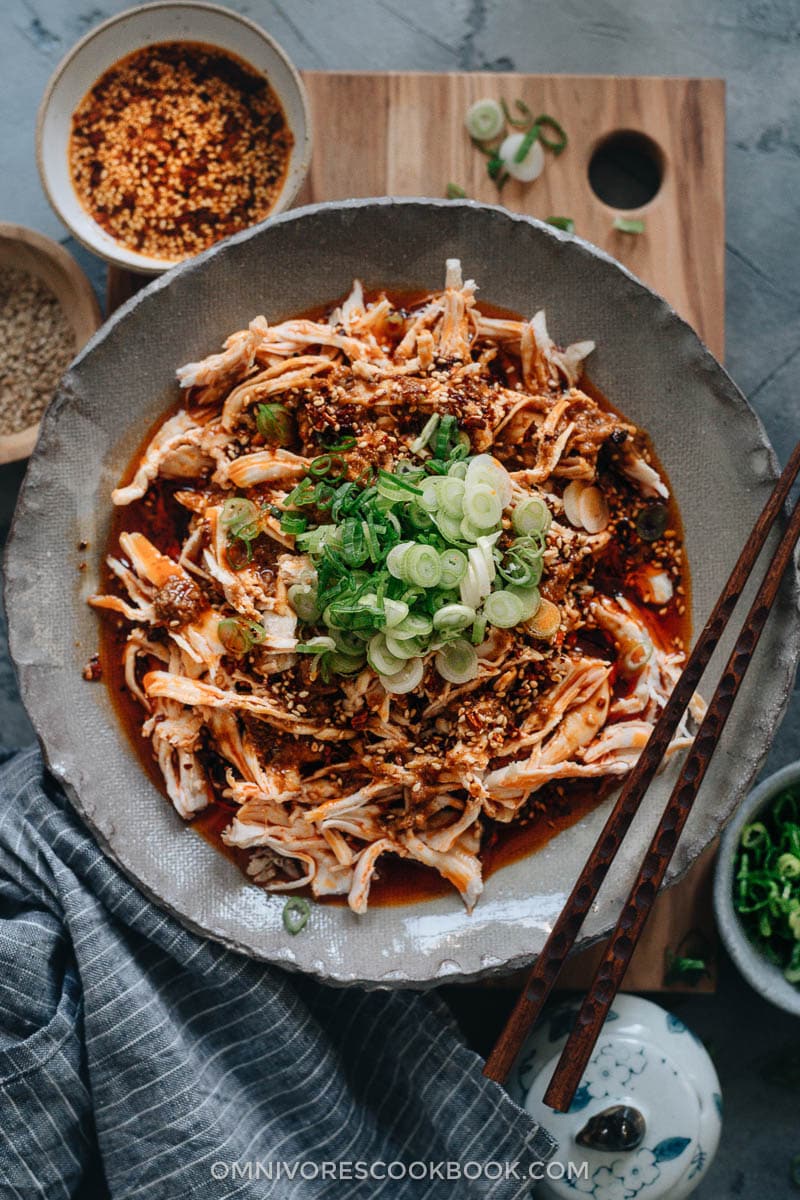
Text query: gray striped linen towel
0 747 556 1199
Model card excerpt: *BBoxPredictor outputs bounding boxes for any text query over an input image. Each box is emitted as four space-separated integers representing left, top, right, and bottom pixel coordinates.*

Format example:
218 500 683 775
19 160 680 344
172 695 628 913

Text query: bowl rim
0 220 101 463
35 0 313 275
7 196 800 987
714 759 800 1016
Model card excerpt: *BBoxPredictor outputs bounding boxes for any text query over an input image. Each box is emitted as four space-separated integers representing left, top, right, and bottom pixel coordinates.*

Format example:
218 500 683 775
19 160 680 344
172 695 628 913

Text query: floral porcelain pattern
509 996 722 1200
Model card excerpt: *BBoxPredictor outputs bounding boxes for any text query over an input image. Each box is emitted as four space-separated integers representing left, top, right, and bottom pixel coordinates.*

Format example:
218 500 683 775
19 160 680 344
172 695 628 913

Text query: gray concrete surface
1 1 798 1195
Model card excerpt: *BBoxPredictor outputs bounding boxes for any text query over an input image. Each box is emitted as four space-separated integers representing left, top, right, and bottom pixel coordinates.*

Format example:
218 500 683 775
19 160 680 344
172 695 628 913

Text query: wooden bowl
0 223 100 463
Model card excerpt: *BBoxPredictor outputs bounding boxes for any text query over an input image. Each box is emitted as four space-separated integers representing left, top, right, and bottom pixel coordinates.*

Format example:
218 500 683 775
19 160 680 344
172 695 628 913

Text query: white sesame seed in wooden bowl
0 223 100 464
36 2 312 276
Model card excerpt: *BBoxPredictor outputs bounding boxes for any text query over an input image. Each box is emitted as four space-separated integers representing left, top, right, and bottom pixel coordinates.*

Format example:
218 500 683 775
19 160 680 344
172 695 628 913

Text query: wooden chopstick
484 441 800 1087
543 474 800 1111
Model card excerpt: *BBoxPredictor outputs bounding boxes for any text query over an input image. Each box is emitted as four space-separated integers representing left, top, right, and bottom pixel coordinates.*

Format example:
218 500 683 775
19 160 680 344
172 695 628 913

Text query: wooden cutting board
108 71 726 992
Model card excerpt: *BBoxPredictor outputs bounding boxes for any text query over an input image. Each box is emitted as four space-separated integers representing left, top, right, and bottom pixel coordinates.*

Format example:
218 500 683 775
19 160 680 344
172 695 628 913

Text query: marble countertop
1 2 798 1196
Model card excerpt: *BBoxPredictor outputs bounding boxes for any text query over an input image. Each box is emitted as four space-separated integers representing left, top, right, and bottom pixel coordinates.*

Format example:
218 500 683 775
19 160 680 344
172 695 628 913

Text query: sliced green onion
327 650 366 675
614 216 646 234
466 454 512 507
287 583 320 623
434 414 456 459
499 131 544 183
512 496 552 536
483 589 525 629
283 897 310 934
420 477 444 513
221 497 257 527
501 97 534 129
323 434 357 452
406 502 434 530
514 121 540 163
296 524 338 555
340 518 368 567
446 182 468 200
447 460 469 480
334 628 366 655
405 544 442 589
387 541 416 579
508 584 541 621
379 657 424 695
385 632 425 660
411 413 440 454
256 402 294 445
534 113 568 154
392 612 433 640
471 611 487 645
496 552 541 587
546 216 575 233
377 468 423 501
439 477 466 518
465 97 504 141
778 854 800 879
435 639 478 684
362 518 381 564
440 549 468 588
295 636 336 654
460 515 489 543
435 510 467 543
433 603 476 632
383 598 409 628
734 785 800 985
463 482 503 529
285 477 317 507
280 513 308 536
367 633 406 676
218 618 265 656
486 154 509 188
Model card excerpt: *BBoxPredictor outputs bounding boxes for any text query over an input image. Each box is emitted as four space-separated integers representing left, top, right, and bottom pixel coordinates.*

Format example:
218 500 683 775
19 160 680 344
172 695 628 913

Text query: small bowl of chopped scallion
714 762 800 1016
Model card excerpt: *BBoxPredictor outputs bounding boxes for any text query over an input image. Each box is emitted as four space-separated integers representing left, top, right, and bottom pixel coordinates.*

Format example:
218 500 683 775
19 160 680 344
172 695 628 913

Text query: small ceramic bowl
714 760 800 1017
0 223 100 464
36 1 312 275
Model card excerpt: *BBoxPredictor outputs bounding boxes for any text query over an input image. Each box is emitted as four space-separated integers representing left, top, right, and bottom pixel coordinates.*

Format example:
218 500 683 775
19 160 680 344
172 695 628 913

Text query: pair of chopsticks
484 441 800 1111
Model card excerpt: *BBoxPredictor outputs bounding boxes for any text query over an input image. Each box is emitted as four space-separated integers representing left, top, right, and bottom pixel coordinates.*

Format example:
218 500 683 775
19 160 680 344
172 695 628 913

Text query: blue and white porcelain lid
508 995 722 1200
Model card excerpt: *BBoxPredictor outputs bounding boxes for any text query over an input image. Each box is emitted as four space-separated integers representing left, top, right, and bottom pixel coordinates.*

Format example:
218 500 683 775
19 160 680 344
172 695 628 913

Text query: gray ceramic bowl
6 199 800 987
714 762 800 1017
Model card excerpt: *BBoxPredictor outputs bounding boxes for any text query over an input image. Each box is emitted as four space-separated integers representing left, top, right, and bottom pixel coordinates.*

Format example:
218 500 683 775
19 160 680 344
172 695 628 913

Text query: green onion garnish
546 216 575 233
501 97 534 129
614 216 646 234
465 97 504 141
514 123 540 164
221 496 261 563
281 421 552 689
534 114 568 155
282 897 311 935
218 617 266 656
446 183 468 200
734 785 800 986
256 402 293 445
280 512 308 536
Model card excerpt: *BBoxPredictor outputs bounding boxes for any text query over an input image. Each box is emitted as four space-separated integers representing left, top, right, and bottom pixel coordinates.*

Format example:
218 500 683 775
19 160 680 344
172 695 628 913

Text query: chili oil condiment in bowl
37 2 311 275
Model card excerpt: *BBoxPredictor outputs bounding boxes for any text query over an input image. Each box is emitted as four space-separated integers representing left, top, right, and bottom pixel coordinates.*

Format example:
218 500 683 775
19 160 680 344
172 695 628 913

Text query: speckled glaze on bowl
714 762 800 1017
6 199 800 987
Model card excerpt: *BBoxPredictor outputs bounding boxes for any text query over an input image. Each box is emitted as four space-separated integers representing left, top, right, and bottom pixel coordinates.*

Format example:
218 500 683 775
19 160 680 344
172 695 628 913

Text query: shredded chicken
89 263 701 915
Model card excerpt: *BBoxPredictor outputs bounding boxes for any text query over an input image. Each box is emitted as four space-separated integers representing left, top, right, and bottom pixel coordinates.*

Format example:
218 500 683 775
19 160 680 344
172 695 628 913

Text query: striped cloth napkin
0 747 555 1198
